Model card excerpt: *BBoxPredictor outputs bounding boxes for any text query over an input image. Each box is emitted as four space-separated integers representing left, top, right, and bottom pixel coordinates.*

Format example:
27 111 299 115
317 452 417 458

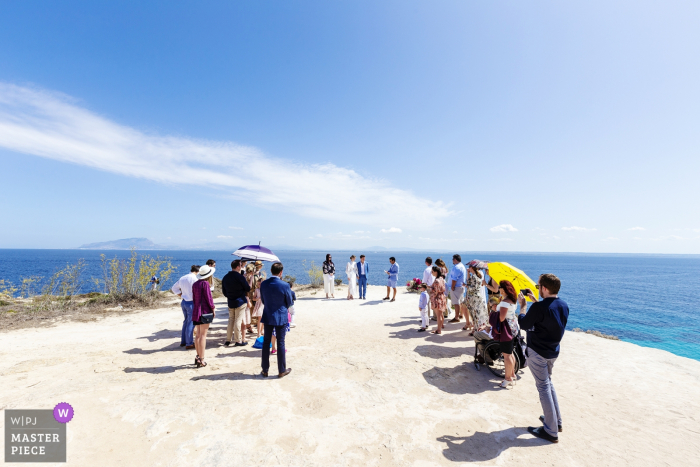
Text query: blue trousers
180 300 194 346
262 324 287 374
358 275 367 298
527 349 562 437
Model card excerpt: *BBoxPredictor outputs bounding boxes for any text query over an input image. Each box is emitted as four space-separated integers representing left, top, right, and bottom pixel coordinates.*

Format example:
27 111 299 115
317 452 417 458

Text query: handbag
199 313 214 324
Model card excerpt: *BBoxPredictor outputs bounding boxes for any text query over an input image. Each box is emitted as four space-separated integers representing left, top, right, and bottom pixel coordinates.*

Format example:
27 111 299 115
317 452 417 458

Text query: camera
520 288 531 296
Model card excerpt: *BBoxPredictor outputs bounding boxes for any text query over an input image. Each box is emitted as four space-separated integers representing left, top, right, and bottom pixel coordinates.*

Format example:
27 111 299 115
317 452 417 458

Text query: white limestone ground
1 285 699 466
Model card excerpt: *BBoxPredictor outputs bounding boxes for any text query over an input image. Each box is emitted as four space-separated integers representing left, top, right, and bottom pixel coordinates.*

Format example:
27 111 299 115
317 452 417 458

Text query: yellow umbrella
487 262 539 301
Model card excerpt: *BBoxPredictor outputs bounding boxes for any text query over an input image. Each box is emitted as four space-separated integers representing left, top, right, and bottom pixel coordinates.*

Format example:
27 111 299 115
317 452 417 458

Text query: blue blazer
357 261 369 276
260 276 294 326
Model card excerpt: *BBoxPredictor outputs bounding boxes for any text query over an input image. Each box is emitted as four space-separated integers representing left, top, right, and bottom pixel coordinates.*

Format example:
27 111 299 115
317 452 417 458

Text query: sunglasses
535 284 540 289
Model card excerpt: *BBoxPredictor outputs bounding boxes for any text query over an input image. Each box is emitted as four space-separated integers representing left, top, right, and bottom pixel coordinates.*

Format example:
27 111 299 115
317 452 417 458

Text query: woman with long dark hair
322 253 335 299
434 259 449 319
489 280 519 387
430 266 447 334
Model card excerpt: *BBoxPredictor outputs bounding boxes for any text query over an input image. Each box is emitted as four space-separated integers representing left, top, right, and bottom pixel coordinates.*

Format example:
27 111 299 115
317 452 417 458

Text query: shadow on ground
191 372 261 381
437 427 547 462
422 362 502 395
359 300 385 306
215 349 261 359
413 344 468 359
123 342 183 355
137 329 180 342
123 365 192 374
389 327 475 343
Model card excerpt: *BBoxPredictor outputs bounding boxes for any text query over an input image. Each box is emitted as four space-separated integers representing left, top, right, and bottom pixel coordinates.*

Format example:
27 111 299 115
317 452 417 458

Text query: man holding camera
517 273 569 443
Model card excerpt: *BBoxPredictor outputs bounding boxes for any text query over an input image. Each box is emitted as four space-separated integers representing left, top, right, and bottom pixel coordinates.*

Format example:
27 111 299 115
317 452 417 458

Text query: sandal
431 330 441 335
199 360 207 368
390 299 395 302
195 356 202 368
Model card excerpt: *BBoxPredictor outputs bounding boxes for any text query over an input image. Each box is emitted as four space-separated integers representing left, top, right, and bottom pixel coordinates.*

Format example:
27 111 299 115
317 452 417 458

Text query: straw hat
197 265 215 280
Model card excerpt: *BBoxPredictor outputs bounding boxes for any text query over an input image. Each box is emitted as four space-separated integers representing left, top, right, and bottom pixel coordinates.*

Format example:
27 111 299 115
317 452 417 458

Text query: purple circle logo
53 402 74 423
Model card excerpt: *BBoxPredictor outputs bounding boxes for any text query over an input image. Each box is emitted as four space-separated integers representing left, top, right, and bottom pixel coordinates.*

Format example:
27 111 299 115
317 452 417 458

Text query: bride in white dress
346 255 358 300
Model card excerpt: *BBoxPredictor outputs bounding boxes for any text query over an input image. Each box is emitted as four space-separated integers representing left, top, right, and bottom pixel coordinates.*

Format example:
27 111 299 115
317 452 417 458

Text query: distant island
78 238 168 250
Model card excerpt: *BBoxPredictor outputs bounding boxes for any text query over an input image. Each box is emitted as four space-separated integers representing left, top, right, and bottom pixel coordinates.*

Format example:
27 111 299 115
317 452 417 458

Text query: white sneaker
290 324 296 328
499 380 513 389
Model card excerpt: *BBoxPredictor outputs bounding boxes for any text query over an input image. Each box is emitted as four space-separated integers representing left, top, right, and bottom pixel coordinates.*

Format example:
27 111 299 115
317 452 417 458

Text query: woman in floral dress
430 266 447 335
465 266 488 335
434 259 450 318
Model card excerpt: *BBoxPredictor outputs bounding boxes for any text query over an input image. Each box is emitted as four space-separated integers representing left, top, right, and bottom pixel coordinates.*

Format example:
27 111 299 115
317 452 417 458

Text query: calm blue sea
1 249 699 361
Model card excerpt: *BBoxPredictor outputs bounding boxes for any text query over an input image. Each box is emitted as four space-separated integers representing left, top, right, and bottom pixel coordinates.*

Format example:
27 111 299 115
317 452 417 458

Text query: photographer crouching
517 274 569 443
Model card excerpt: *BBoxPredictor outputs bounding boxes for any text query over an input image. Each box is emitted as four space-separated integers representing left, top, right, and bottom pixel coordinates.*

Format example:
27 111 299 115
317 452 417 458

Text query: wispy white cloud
627 227 645 231
490 224 518 232
561 226 597 232
228 226 244 230
602 237 619 241
380 227 402 234
486 238 514 242
217 235 233 239
0 83 451 227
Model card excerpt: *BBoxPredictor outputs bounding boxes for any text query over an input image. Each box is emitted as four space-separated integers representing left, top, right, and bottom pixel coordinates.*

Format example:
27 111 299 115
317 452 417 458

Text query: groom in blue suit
356 255 369 299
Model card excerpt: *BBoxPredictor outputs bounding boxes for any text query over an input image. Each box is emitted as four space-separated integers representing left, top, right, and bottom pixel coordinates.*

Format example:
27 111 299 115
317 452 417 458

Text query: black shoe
417 328 426 332
382 297 390 300
241 341 248 346
180 343 186 347
260 371 268 377
278 368 292 378
539 415 563 432
234 342 244 347
224 341 231 347
527 426 558 443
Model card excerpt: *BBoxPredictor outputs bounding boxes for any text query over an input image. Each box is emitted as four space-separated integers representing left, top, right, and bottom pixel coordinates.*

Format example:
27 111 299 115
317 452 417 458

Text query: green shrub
98 248 175 298
302 260 323 288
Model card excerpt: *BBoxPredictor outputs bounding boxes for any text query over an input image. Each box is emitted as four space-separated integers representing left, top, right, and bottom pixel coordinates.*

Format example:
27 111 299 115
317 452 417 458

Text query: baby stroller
474 330 527 378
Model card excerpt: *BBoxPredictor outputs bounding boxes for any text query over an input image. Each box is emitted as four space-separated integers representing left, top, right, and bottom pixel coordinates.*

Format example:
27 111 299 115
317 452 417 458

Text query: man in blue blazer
356 255 369 299
260 262 294 378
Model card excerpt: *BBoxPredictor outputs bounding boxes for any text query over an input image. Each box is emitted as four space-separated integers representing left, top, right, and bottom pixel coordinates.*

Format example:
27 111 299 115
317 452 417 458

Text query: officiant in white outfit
346 255 358 300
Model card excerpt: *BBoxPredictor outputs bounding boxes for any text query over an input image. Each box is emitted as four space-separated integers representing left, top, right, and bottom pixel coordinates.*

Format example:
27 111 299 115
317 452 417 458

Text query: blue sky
1 1 699 253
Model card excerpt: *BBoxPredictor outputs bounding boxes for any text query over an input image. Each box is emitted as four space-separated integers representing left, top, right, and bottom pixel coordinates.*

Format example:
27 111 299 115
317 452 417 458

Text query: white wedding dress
346 261 358 298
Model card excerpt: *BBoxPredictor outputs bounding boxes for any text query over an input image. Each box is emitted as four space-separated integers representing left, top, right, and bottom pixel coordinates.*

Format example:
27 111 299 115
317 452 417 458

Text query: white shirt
422 266 435 286
171 273 197 301
360 262 366 275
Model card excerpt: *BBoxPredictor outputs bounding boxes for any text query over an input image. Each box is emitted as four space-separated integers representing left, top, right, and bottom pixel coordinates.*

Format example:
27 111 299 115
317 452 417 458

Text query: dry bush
302 260 323 288
1 250 177 331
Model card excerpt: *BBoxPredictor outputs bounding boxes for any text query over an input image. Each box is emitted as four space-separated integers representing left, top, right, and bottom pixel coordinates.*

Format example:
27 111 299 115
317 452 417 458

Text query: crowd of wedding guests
323 251 569 443
415 253 569 443
171 258 295 375
171 251 568 442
